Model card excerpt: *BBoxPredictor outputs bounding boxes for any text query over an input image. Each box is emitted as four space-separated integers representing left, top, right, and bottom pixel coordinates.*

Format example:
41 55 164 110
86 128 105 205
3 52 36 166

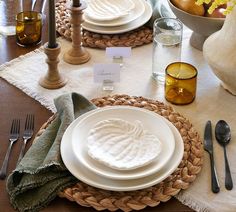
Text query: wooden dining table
0 1 194 211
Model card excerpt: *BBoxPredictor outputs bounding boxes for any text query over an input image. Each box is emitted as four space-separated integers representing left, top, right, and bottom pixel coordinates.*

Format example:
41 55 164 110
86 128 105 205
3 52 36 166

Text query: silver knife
204 120 220 193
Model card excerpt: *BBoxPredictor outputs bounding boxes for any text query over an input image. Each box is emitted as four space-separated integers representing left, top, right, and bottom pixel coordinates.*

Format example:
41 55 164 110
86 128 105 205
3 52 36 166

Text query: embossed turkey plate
60 107 184 191
84 0 145 27
71 106 175 180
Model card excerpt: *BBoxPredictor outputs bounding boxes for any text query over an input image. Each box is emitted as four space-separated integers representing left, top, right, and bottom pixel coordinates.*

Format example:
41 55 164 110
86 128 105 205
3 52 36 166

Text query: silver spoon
215 120 233 190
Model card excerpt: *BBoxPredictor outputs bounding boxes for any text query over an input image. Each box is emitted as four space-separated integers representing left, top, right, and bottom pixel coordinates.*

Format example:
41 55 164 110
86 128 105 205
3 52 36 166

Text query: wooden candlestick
63 1 90 65
39 43 67 89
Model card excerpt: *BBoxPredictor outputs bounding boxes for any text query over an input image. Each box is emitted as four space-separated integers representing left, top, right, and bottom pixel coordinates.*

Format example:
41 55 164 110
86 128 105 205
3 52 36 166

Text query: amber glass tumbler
16 11 42 47
165 62 197 105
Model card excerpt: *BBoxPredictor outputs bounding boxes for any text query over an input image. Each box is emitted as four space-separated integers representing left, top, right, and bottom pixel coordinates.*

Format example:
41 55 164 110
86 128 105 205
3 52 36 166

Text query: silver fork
0 119 20 180
17 114 34 164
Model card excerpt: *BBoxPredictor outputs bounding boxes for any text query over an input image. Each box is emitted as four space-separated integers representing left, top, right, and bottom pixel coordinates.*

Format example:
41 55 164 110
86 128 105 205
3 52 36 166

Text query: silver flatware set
204 120 233 193
0 114 34 180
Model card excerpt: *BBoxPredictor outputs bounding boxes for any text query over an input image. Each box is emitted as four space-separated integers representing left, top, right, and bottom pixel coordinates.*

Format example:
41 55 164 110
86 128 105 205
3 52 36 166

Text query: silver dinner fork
17 114 34 164
0 119 20 180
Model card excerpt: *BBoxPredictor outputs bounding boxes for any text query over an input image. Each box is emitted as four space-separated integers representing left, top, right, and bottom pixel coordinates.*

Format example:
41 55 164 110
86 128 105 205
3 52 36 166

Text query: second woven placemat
55 0 153 49
37 94 203 211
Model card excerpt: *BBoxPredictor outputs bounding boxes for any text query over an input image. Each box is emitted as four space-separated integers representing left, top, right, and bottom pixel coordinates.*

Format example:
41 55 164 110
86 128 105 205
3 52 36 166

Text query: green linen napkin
7 93 96 212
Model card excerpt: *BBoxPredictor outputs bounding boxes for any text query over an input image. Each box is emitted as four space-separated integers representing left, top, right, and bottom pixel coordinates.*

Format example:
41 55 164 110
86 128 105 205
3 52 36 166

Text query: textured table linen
6 93 96 212
0 32 236 211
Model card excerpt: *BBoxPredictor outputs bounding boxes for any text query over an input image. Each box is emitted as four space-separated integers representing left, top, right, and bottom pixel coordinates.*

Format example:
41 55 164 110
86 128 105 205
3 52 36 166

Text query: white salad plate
84 0 145 27
85 0 135 21
82 1 152 34
61 107 184 191
71 106 175 180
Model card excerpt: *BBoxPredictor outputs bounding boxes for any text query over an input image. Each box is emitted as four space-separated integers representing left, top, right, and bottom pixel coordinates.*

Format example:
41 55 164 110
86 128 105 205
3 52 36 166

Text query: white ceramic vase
203 6 236 95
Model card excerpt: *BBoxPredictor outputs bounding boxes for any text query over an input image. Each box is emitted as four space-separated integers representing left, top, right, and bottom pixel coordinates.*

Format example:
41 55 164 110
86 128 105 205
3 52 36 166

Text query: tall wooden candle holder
63 1 90 65
39 43 67 89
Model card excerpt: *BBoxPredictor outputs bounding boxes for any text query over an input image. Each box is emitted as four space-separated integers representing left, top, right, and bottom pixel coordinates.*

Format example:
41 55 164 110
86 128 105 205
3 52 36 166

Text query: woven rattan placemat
36 94 203 212
55 0 153 49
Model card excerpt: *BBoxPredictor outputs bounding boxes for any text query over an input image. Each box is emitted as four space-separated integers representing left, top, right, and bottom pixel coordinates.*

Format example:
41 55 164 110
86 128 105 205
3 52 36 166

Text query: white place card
106 47 132 58
94 63 120 83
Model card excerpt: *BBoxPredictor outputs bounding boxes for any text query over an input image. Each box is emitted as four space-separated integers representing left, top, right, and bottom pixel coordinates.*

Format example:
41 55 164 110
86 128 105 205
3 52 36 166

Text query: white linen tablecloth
0 30 236 212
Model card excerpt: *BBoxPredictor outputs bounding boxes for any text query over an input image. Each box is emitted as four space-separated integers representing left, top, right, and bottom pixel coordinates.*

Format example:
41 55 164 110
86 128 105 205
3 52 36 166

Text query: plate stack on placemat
55 0 153 48
36 95 203 211
61 105 184 191
82 0 152 34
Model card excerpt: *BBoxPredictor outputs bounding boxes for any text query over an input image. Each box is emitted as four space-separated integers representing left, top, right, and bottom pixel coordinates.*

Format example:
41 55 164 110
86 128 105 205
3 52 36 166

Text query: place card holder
94 63 120 91
112 56 124 67
106 47 131 67
102 79 114 91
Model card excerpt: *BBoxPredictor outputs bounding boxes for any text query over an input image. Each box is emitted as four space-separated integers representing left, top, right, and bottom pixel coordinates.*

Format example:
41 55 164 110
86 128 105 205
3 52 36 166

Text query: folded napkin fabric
7 93 96 212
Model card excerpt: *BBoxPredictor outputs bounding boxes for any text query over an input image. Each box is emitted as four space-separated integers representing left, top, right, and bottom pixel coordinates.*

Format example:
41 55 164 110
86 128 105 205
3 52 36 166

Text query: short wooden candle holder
39 43 67 89
63 1 91 65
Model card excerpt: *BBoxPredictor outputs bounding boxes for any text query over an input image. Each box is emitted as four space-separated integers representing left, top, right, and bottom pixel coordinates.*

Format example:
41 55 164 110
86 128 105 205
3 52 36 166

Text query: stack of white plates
82 0 153 34
61 106 184 191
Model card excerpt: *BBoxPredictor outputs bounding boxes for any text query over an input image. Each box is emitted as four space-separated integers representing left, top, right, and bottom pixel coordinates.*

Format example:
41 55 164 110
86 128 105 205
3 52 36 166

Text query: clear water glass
0 0 19 36
152 18 183 82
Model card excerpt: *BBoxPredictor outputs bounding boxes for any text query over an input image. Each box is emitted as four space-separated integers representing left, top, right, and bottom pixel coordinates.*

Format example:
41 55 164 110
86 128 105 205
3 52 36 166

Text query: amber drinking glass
16 11 42 47
165 62 197 105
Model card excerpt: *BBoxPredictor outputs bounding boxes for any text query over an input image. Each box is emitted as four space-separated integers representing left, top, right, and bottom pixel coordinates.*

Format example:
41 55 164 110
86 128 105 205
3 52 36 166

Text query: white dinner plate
71 106 175 180
82 1 152 34
84 0 145 27
61 108 184 191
